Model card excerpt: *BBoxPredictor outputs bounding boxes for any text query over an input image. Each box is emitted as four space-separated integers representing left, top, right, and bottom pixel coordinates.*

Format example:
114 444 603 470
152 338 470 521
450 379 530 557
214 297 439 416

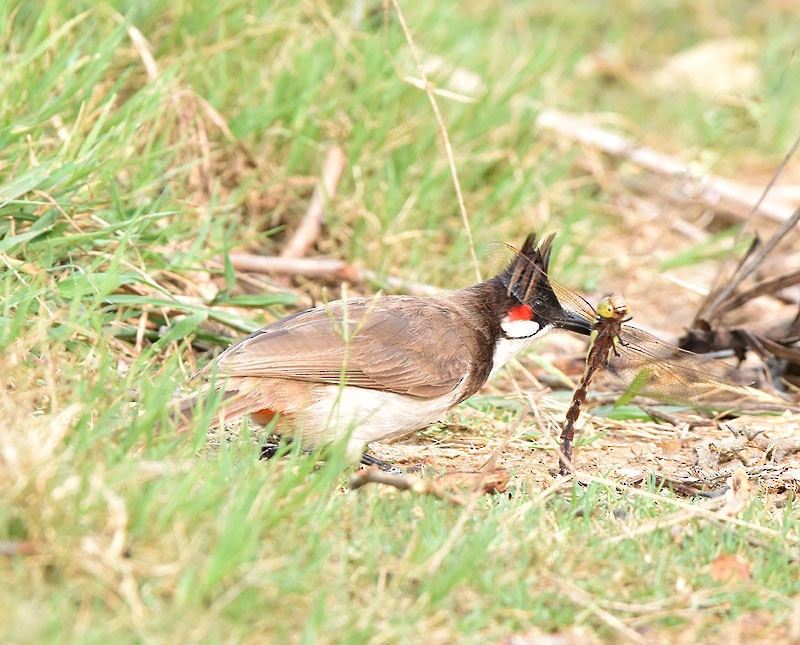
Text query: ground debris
348 464 510 505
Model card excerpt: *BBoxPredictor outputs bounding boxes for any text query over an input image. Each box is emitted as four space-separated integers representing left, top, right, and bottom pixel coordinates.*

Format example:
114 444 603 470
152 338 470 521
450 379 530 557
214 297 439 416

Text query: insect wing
606 325 790 411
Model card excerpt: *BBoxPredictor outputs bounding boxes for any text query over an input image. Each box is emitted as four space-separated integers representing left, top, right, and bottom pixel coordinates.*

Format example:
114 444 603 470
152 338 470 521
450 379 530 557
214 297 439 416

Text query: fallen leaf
0 541 36 556
436 468 511 494
652 38 762 97
710 554 751 583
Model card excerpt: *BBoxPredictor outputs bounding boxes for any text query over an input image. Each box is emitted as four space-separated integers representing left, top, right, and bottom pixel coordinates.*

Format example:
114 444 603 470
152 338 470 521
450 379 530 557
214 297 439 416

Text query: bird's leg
260 440 402 474
259 435 293 460
360 452 403 474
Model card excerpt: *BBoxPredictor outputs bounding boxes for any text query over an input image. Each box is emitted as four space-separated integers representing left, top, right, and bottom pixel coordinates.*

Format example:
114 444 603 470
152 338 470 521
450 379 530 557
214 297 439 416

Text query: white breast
289 384 463 462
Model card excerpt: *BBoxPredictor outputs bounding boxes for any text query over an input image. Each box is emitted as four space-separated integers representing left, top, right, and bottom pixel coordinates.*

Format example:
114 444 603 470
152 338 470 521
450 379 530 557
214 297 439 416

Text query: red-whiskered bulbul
175 233 590 464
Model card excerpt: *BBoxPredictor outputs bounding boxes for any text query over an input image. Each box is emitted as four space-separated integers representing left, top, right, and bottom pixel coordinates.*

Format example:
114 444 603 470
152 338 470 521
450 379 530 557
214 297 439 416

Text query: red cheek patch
507 304 534 321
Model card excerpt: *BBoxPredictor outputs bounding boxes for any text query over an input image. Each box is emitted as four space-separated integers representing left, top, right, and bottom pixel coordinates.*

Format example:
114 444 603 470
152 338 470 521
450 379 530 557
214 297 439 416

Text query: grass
2 0 800 642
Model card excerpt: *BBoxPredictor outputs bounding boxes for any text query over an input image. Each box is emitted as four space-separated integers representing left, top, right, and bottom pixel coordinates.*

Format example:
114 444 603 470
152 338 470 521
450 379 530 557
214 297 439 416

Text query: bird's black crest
498 232 557 304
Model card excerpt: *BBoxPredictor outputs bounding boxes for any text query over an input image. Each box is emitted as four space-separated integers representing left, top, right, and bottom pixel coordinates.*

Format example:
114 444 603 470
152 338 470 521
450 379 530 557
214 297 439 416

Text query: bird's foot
360 453 404 474
259 435 293 461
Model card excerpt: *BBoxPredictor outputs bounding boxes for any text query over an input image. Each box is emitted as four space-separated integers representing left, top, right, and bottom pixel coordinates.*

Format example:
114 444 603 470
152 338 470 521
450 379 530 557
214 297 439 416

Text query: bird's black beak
553 309 592 336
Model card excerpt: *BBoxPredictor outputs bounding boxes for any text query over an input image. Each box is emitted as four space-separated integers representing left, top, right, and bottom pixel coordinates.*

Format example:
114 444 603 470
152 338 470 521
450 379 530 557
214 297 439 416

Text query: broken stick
281 146 347 259
537 109 798 223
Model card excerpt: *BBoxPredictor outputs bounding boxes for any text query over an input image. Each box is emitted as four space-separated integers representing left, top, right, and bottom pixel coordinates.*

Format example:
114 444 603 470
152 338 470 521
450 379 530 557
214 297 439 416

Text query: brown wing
213 297 476 398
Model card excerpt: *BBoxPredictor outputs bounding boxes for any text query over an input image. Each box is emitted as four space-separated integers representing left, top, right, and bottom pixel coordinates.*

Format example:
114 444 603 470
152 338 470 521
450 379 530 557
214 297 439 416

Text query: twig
728 129 800 236
363 271 445 296
626 472 712 497
745 331 800 363
225 253 445 296
639 406 716 429
580 471 800 545
537 109 798 223
348 465 465 505
697 206 800 324
348 463 511 503
228 255 359 281
750 431 800 458
281 146 347 259
717 267 800 315
558 581 648 645
389 0 481 282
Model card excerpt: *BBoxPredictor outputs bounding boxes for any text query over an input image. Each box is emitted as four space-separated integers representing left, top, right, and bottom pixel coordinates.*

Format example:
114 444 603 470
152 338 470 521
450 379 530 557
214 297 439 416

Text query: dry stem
281 146 347 259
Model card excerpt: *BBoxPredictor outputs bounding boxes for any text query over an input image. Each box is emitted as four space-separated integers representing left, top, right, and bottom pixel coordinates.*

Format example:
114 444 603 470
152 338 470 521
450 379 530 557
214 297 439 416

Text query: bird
174 233 591 466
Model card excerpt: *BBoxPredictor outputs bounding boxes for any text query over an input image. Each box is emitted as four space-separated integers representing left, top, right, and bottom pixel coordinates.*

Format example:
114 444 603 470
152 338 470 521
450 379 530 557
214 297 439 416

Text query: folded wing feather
214 298 474 398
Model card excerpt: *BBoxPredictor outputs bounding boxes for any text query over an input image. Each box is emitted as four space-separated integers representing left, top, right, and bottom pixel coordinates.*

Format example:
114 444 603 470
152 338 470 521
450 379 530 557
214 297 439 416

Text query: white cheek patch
490 323 554 378
501 318 542 338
